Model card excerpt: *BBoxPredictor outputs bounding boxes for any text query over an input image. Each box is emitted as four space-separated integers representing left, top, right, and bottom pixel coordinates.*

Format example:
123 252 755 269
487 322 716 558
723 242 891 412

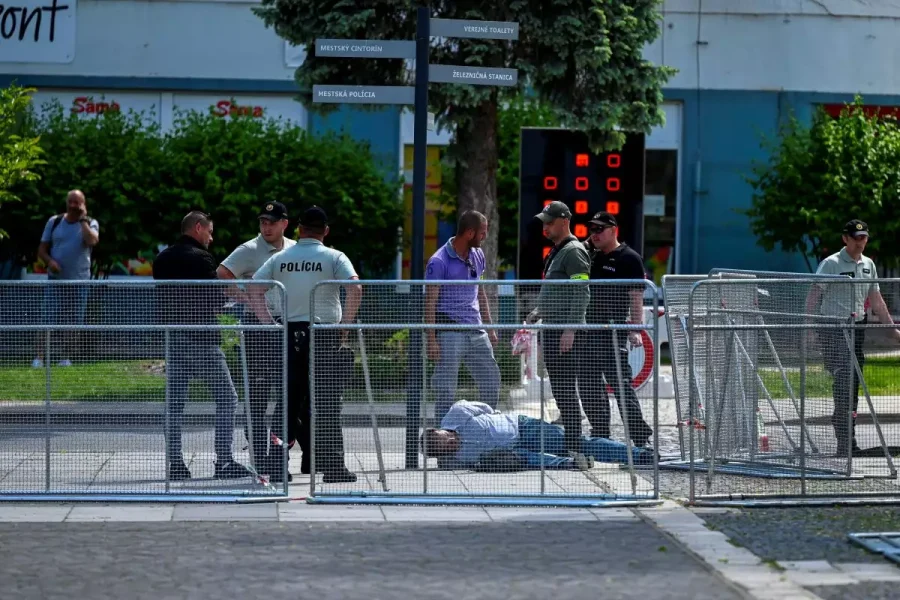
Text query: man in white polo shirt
218 201 295 480
806 219 900 455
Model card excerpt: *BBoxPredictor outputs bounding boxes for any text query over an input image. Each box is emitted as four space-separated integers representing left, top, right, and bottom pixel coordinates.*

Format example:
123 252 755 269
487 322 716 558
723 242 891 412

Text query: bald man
33 190 100 368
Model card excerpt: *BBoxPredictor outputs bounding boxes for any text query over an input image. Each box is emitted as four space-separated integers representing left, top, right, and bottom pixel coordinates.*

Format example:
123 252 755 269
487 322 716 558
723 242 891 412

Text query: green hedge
0 99 402 277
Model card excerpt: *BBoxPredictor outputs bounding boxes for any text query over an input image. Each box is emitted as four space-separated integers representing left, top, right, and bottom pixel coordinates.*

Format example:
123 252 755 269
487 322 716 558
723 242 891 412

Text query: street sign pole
311 11 518 471
406 5 430 469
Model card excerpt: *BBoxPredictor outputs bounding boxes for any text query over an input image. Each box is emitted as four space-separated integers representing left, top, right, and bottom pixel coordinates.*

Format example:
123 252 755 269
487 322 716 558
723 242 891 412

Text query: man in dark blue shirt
152 211 251 482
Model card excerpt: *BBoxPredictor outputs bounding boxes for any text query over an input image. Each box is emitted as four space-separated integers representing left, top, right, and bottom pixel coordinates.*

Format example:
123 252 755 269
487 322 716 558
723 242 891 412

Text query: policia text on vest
247 206 362 484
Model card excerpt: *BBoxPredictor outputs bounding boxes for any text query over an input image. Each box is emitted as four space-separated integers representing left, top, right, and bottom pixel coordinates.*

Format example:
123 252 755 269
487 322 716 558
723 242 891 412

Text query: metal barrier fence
0 280 289 502
681 276 900 506
306 279 662 508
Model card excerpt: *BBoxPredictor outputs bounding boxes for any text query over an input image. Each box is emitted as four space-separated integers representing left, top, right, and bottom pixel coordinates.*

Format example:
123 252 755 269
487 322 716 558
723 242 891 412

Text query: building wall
4 0 900 275
652 0 900 274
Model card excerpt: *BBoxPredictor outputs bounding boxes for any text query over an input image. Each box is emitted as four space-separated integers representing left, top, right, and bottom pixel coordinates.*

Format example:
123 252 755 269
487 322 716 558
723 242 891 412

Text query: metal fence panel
307 279 662 507
0 280 288 501
685 277 900 505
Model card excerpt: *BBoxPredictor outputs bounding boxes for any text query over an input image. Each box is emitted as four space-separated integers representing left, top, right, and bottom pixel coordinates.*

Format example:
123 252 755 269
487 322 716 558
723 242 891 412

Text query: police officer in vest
250 206 360 483
805 219 900 456
578 211 653 448
218 201 296 480
525 201 592 454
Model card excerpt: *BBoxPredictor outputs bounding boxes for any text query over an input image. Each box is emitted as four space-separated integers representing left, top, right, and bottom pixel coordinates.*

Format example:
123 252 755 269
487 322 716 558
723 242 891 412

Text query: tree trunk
454 99 501 318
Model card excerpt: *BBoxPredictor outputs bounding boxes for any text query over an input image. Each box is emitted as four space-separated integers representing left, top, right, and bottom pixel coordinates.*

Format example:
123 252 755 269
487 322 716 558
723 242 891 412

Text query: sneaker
322 467 357 484
58 360 72 367
31 358 43 368
168 460 191 481
568 452 594 471
214 460 252 479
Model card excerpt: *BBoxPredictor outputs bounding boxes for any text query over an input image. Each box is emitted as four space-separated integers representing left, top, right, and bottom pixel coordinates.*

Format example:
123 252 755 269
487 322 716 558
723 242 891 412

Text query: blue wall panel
309 106 400 182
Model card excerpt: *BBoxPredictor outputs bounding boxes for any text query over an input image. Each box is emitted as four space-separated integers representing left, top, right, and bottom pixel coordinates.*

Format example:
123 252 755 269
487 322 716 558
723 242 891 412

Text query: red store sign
212 100 265 118
71 96 121 115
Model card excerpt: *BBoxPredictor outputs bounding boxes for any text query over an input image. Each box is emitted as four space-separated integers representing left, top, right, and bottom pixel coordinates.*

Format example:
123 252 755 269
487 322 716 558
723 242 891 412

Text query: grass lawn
1 355 897 403
758 356 900 399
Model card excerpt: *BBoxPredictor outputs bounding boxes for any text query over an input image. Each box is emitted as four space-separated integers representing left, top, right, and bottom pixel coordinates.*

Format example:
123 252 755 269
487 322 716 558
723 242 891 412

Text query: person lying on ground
421 400 654 471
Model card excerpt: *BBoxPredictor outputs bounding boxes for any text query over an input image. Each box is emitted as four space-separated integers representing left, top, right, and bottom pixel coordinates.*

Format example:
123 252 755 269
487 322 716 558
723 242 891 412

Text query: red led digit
543 200 553 208
575 154 589 167
574 224 588 237
543 246 551 259
606 201 619 214
575 177 589 191
607 154 621 168
606 178 620 192
543 176 558 190
574 200 588 214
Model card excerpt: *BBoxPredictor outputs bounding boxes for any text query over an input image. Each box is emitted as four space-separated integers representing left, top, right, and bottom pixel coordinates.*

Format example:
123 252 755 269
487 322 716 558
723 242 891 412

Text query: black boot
168 459 191 481
322 465 357 484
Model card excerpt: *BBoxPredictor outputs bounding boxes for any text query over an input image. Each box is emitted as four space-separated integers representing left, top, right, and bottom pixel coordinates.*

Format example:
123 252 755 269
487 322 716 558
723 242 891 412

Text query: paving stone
172 503 278 521
278 504 385 522
485 508 598 522
0 505 72 522
381 506 492 522
66 505 174 522
833 562 900 581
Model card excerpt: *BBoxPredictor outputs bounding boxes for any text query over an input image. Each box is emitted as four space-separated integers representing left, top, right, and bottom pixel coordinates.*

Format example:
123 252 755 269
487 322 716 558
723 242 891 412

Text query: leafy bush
0 98 402 277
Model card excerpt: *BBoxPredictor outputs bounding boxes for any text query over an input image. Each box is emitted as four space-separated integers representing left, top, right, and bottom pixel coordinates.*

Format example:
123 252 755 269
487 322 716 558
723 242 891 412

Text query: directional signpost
313 8 519 468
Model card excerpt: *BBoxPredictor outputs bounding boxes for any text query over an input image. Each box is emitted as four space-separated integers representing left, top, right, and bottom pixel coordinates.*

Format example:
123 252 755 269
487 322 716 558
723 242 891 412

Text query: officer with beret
249 206 360 483
806 219 900 456
218 201 296 480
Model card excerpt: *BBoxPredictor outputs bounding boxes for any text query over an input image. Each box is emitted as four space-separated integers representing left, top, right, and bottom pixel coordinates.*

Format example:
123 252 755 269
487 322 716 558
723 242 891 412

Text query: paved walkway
4 499 899 600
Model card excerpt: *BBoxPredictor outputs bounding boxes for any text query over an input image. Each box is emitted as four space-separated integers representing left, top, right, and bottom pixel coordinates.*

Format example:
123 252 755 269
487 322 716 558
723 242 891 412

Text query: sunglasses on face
465 259 477 278
589 225 612 234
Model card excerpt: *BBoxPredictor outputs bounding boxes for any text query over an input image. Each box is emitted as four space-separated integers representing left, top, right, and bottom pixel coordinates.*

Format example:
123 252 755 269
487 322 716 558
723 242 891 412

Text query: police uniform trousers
540 329 582 454
820 317 867 451
576 329 653 445
242 317 284 469
284 321 351 474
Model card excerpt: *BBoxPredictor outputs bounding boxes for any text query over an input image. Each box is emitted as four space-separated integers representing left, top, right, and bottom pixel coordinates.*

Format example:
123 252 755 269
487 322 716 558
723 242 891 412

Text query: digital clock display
517 128 646 280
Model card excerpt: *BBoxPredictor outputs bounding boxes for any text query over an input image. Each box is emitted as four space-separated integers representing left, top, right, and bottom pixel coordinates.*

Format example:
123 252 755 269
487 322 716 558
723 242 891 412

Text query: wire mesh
684 277 900 504
0 279 288 500
307 279 661 505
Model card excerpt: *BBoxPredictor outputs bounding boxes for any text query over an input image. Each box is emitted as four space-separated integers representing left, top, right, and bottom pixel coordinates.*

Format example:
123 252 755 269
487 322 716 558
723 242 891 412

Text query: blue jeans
432 330 501 422
515 415 653 469
166 344 238 463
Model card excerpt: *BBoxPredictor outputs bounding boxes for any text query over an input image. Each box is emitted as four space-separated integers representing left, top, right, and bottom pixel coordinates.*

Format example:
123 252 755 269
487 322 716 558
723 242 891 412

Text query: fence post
164 329 171 493
44 329 51 493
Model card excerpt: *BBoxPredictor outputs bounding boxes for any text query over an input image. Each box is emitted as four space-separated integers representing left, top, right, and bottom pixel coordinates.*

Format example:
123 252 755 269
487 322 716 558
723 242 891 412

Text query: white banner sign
0 0 77 64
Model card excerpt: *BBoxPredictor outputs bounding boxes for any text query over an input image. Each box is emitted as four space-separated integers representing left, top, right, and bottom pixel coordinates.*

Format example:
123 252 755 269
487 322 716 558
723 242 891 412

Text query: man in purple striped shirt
425 210 501 423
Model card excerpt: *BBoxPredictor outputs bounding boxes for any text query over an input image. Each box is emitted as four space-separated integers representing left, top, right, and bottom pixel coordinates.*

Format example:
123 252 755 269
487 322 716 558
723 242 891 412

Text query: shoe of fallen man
214 460 252 479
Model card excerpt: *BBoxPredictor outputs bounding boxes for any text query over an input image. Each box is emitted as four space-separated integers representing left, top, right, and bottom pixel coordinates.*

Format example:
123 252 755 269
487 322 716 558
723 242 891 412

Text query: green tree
1 101 402 277
253 1 675 280
745 96 900 271
0 85 45 239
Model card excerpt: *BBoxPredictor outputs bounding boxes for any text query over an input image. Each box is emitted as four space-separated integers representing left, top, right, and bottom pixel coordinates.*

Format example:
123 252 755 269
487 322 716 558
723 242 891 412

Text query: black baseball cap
259 201 288 221
843 219 870 238
299 205 328 227
536 201 572 223
589 211 617 228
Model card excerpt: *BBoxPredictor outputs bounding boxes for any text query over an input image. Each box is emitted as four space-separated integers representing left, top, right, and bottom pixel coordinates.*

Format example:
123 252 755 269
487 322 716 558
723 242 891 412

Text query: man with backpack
32 190 99 368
